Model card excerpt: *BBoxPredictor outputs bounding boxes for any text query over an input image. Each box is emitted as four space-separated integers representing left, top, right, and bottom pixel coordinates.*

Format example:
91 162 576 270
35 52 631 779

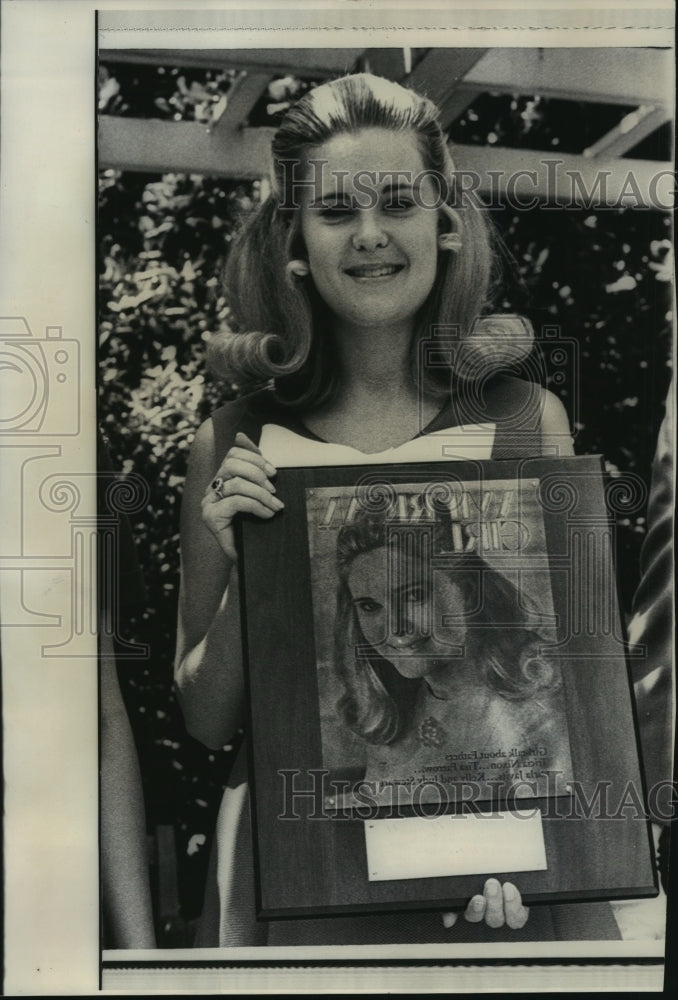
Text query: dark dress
194 377 621 946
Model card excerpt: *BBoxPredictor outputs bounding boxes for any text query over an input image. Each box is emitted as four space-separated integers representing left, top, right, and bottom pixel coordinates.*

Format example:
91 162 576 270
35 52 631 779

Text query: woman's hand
201 431 283 561
442 879 529 930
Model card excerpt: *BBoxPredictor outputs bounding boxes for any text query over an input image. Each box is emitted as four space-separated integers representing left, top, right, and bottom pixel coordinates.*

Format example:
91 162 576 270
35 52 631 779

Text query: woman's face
298 127 440 332
346 547 468 681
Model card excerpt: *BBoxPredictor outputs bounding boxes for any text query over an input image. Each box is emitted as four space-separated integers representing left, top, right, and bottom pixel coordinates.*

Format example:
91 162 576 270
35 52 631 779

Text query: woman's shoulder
466 375 573 458
208 396 257 446
480 373 545 417
203 389 294 462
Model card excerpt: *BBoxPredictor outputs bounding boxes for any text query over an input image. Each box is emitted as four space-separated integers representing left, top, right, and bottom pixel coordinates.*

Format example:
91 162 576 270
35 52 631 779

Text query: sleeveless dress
193 376 621 946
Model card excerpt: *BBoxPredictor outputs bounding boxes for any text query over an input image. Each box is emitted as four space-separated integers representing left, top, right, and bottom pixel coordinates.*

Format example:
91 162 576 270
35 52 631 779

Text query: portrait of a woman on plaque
305 478 575 812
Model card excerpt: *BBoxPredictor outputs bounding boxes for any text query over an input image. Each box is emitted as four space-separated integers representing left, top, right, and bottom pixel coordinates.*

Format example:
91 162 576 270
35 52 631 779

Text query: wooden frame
238 454 657 919
97 46 672 195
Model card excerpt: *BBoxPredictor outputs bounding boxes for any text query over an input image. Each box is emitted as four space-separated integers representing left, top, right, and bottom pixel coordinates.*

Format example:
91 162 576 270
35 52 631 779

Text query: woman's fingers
215 456 277 493
203 485 283 522
200 436 282 554
214 448 277 483
453 881 529 931
233 431 264 455
463 881 529 929
463 894 487 923
446 882 530 932
483 878 505 928
502 882 529 929
198 435 281 557
212 476 283 512
231 431 278 474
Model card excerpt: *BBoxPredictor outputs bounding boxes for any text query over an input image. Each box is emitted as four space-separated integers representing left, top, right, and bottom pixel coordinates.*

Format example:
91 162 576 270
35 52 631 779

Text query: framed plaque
237 454 657 919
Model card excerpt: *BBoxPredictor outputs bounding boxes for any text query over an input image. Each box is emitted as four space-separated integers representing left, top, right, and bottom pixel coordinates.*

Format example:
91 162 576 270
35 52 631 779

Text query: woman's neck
425 657 485 702
302 317 442 452
332 317 414 393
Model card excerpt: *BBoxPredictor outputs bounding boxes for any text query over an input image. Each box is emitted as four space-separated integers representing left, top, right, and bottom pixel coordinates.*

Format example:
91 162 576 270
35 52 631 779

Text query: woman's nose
391 607 419 642
351 211 388 252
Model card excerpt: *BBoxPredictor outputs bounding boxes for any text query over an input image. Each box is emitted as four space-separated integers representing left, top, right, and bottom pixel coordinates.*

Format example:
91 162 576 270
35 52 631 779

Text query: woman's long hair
334 510 556 745
207 72 520 409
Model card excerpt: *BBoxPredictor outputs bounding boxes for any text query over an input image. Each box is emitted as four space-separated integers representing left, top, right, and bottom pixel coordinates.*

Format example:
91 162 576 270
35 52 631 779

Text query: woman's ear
437 204 463 252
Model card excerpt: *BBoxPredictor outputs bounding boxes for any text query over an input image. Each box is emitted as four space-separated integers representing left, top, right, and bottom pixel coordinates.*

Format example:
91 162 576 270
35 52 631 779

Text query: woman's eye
355 598 382 614
383 199 415 213
320 203 353 218
404 586 426 604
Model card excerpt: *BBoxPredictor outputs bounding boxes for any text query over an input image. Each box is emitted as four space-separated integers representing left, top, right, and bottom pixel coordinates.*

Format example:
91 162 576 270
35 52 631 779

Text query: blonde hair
208 72 517 409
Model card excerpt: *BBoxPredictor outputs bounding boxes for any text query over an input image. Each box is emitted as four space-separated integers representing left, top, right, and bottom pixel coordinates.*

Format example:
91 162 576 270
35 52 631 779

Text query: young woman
331 510 573 809
175 73 620 944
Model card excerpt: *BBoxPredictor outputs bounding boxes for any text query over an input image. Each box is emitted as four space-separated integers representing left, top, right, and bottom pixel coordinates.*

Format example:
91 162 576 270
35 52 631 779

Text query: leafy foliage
449 93 636 156
99 169 249 926
99 62 240 123
491 204 672 608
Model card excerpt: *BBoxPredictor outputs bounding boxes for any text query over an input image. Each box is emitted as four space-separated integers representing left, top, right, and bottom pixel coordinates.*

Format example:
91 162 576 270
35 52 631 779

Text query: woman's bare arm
174 416 244 748
174 418 281 749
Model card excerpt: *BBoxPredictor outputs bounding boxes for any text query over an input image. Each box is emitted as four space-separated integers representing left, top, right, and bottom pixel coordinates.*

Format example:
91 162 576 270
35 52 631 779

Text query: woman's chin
389 655 435 680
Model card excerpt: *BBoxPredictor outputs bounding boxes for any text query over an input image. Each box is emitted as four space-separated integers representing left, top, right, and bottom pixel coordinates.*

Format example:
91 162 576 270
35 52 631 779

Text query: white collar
258 423 496 468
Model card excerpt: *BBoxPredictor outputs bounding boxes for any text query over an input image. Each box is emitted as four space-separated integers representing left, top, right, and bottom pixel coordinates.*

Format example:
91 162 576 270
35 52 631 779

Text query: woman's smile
343 262 405 280
387 633 429 651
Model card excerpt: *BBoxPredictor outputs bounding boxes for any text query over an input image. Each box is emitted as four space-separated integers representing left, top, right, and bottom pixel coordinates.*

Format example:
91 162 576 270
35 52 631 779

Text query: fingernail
266 480 276 493
471 897 484 911
503 883 516 901
486 879 500 896
442 913 456 928
272 497 284 509
265 462 277 476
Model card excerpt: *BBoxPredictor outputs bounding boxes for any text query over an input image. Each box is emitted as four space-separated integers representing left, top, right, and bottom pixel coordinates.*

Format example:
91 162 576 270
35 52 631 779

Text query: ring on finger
211 476 226 500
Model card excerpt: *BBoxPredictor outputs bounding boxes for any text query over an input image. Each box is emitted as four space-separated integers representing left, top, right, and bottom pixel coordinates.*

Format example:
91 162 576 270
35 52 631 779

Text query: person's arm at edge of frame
101 634 156 948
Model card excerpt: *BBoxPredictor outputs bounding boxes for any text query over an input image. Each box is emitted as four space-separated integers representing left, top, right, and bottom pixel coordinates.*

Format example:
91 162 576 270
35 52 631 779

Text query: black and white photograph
306 478 573 808
0 1 675 994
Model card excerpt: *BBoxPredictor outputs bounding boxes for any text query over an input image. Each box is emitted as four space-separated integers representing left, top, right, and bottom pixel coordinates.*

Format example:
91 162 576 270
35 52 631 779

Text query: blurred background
96 47 673 945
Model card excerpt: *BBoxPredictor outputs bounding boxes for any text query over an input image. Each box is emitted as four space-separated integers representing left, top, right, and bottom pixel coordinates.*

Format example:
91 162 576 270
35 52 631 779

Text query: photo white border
1 0 674 993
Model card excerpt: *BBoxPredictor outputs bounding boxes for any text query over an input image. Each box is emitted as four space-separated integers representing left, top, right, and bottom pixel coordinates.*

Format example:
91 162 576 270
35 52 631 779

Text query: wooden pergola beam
99 48 365 77
98 114 672 209
463 47 673 109
451 144 672 208
358 48 410 81
98 116 276 178
583 106 672 159
100 46 673 112
404 48 489 127
209 71 271 133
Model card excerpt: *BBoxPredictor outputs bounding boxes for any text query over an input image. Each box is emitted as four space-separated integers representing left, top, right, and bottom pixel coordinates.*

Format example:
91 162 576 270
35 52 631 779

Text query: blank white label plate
364 810 547 881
